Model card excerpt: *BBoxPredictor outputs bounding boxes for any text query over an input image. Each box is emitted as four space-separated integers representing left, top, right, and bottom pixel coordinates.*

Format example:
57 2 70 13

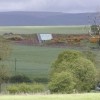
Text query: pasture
0 26 89 34
7 45 68 79
5 44 100 80
0 93 100 100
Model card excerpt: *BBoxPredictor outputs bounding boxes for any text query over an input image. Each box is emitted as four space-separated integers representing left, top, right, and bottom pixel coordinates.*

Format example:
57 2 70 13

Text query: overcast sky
0 0 100 13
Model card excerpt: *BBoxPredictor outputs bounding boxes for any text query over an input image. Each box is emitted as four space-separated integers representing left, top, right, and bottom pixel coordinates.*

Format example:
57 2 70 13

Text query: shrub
7 85 19 94
49 71 75 93
49 50 96 93
32 83 45 93
9 75 32 83
18 83 32 93
7 83 45 94
34 77 49 83
5 35 24 41
73 57 96 92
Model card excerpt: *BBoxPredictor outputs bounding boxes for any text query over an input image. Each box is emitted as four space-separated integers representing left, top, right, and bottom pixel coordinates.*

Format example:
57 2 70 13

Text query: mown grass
0 93 100 100
0 26 89 34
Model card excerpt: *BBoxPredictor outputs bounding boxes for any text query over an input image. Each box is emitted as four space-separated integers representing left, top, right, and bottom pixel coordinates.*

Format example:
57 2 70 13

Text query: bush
7 85 19 94
32 83 45 93
49 50 96 93
9 75 32 83
73 57 96 92
6 35 24 41
49 72 75 93
7 83 45 94
18 83 32 93
34 77 49 83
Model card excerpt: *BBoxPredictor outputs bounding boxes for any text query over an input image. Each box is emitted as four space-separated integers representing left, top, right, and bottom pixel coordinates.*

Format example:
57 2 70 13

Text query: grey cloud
0 0 100 12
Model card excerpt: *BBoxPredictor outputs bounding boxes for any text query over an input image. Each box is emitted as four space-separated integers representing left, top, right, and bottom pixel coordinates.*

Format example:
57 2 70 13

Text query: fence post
15 58 17 75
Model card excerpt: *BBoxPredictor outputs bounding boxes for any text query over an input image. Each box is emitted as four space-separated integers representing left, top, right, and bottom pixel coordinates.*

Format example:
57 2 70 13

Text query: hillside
0 11 98 26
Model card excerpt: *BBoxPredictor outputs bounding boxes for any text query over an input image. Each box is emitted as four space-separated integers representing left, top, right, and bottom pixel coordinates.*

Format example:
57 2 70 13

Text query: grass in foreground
0 93 100 100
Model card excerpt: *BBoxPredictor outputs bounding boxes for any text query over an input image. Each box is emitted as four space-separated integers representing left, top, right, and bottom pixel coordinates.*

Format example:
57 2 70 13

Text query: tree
0 65 10 92
89 14 100 46
90 14 100 35
49 50 96 93
0 37 11 60
91 25 100 35
0 37 11 92
91 25 100 46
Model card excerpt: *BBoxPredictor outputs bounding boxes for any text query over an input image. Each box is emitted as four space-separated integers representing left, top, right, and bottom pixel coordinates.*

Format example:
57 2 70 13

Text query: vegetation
0 37 11 60
4 34 24 41
0 65 10 92
0 93 100 100
49 72 75 93
7 83 45 94
90 18 100 45
49 50 96 93
9 75 32 83
91 25 100 35
0 28 100 94
34 77 49 83
8 45 67 78
0 38 11 92
4 44 100 79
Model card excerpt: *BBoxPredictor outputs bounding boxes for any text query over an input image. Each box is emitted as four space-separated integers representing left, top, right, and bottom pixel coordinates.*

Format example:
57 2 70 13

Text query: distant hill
0 11 98 26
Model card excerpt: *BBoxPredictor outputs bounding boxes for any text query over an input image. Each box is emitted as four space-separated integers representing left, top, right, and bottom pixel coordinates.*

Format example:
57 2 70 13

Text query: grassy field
5 44 100 79
0 93 100 100
7 45 68 78
0 26 90 34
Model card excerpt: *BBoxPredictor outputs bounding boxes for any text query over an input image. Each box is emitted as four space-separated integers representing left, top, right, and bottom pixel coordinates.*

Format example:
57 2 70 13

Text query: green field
5 44 100 79
0 93 100 100
0 26 90 34
7 45 68 78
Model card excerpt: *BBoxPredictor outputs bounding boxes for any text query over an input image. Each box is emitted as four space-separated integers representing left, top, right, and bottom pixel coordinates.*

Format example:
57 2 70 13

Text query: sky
0 0 100 13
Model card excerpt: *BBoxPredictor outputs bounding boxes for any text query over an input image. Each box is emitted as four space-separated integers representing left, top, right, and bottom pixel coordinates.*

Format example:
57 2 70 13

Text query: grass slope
0 93 100 100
